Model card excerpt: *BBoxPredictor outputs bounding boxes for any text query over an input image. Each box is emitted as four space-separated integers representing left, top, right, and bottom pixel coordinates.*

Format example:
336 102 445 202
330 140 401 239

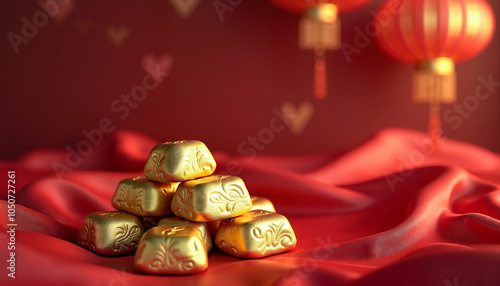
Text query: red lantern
271 0 372 14
375 0 496 144
271 0 372 99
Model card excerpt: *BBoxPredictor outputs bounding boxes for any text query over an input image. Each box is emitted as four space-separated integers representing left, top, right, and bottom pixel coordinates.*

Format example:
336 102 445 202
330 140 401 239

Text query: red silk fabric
1 129 500 285
375 0 496 63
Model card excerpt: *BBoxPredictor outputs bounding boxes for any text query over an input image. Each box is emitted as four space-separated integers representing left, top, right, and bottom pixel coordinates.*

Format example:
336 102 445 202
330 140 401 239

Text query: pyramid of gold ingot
76 139 296 274
215 210 297 258
158 217 212 252
134 225 208 275
111 177 179 217
143 140 216 182
77 211 144 256
171 175 252 222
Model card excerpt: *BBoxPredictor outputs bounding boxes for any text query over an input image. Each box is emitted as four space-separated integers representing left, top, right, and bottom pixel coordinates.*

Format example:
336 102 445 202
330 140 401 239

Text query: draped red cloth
1 129 500 286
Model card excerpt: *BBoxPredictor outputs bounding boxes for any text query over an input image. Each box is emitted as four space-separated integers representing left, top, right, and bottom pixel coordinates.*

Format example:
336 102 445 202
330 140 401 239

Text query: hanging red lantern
375 0 496 145
271 0 372 99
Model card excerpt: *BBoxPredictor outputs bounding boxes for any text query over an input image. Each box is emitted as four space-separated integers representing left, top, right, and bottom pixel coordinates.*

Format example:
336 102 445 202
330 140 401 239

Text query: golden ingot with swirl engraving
158 217 212 252
249 196 276 212
215 210 297 258
111 177 179 217
171 175 252 222
134 225 208 275
144 140 216 182
77 211 144 256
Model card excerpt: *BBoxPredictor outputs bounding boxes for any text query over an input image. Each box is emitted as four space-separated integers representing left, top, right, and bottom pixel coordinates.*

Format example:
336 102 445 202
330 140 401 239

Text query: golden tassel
314 50 327 99
299 3 340 99
413 57 456 149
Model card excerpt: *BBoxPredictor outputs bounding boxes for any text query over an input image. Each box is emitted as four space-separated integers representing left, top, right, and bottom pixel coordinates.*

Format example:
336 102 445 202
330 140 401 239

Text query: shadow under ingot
141 217 162 231
206 221 221 239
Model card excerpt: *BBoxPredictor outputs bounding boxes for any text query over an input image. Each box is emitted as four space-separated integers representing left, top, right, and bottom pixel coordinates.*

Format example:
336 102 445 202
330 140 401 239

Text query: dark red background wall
1 0 499 159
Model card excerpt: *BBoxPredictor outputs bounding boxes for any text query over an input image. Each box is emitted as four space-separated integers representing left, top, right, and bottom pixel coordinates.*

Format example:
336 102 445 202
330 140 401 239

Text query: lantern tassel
428 101 441 151
413 57 457 151
299 3 340 100
314 55 327 99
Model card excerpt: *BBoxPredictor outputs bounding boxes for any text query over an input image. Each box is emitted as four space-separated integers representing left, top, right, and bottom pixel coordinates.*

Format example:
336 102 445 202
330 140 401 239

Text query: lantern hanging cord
429 98 441 150
314 20 327 99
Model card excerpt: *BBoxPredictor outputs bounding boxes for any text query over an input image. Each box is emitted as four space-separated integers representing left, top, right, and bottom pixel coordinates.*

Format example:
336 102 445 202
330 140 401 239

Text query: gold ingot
250 196 276 213
158 217 212 252
134 225 208 275
215 210 297 258
77 211 144 256
111 177 178 217
171 175 252 222
142 217 161 231
144 140 216 182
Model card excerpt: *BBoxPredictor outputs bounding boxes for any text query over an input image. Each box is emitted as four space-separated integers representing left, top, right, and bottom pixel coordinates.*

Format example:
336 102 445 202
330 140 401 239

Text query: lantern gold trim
413 57 457 147
413 57 456 104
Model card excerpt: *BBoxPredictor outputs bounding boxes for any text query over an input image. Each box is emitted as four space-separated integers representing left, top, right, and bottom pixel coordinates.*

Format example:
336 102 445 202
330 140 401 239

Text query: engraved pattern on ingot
218 240 238 256
100 212 118 217
146 150 166 181
209 178 250 213
175 188 195 220
78 220 96 252
114 184 144 214
143 140 216 182
158 217 212 252
149 226 202 272
251 220 295 253
216 219 239 255
149 237 184 271
77 211 144 256
134 225 208 274
163 226 186 235
148 236 203 272
215 210 297 258
171 175 252 222
183 147 212 177
114 223 142 251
